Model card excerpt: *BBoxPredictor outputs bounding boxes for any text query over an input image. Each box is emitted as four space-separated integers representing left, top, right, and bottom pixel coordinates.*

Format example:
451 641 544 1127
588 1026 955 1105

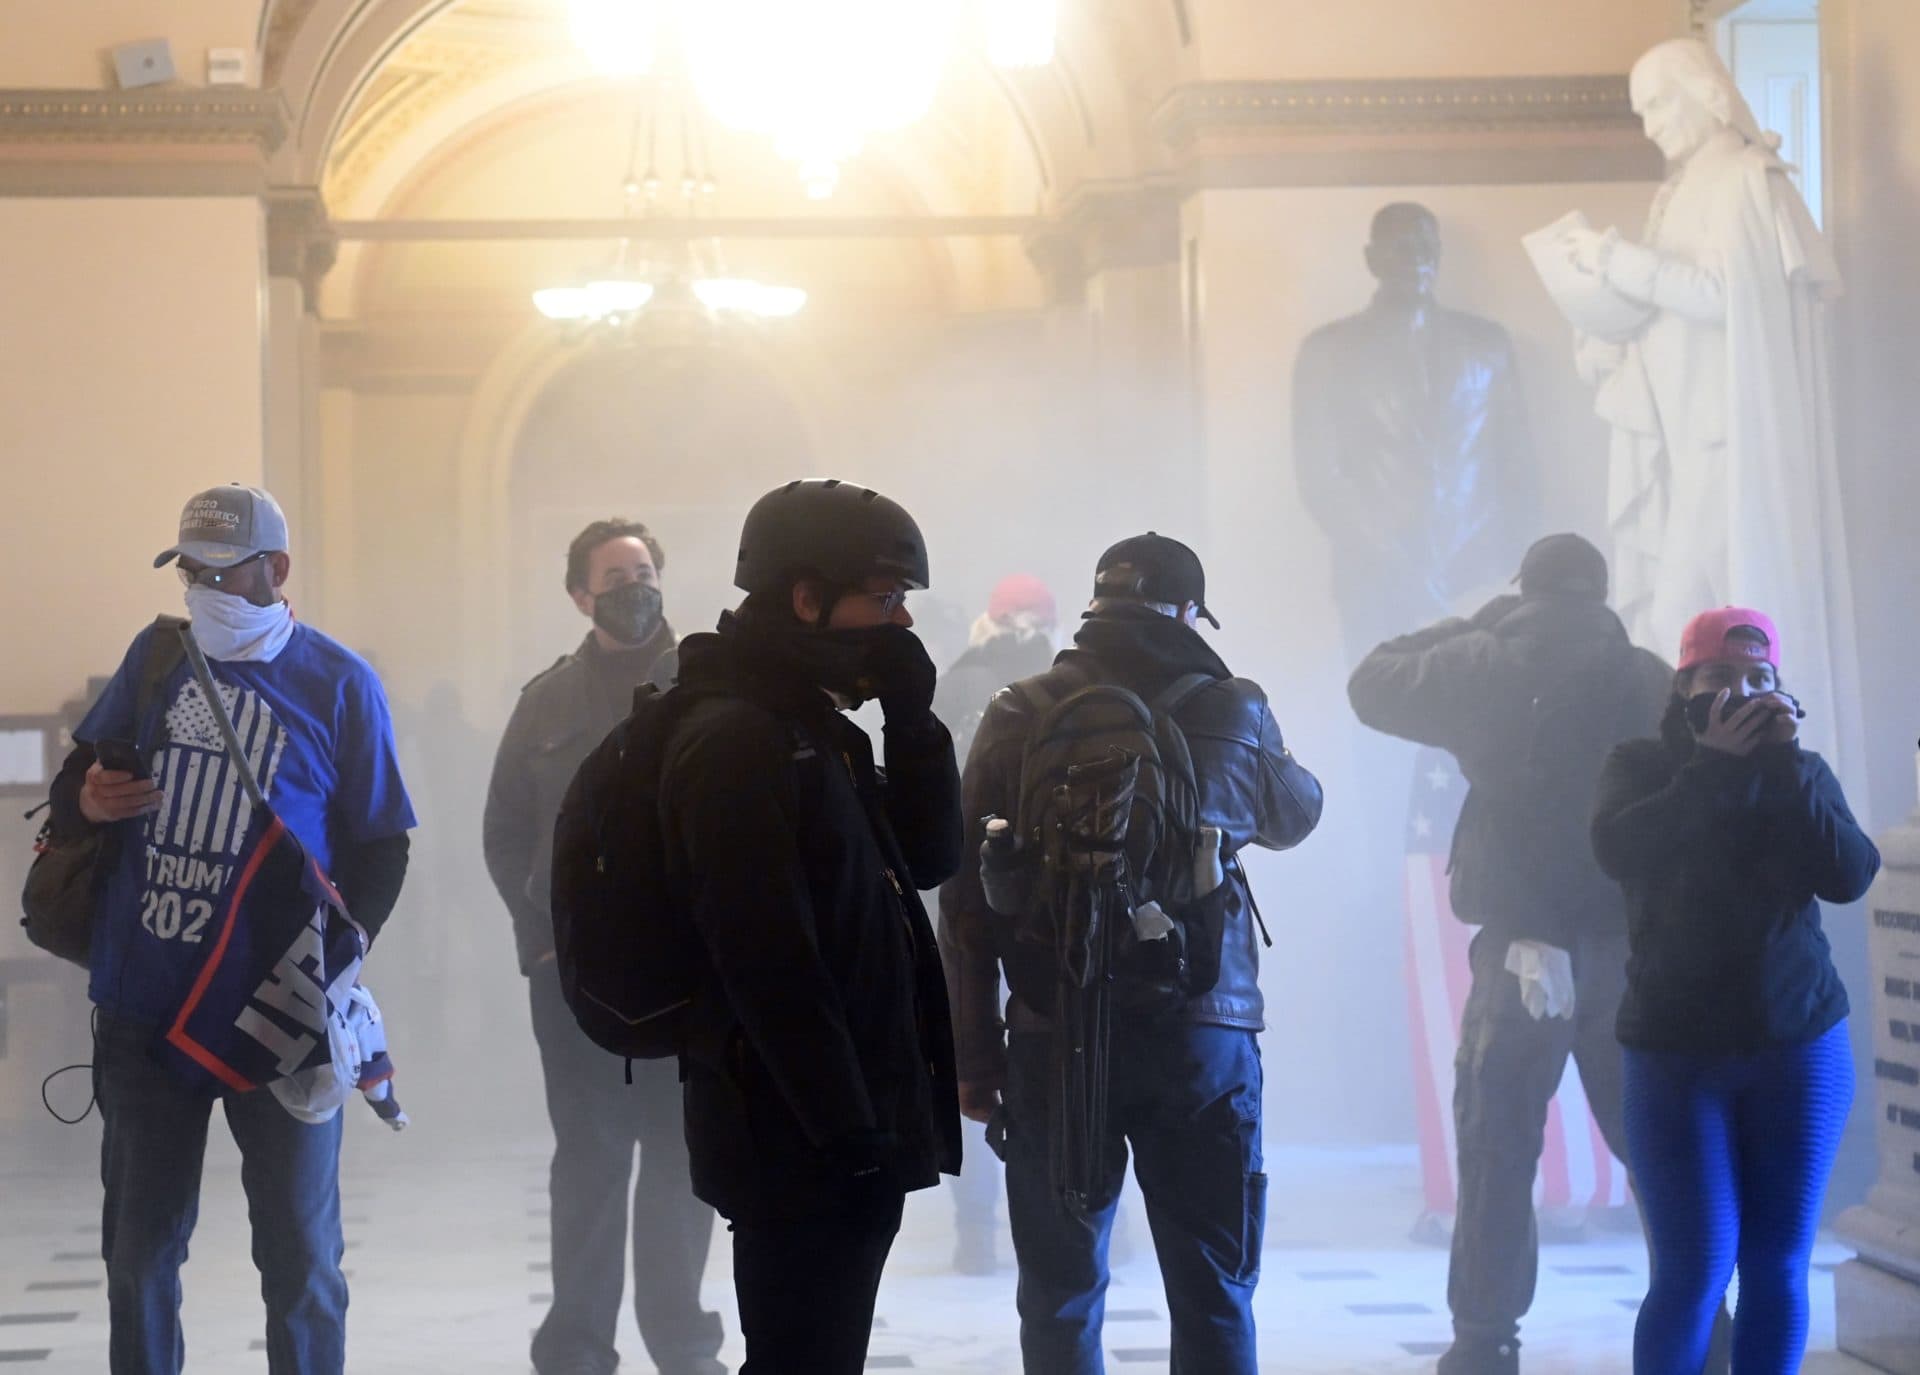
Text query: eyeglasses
852 587 911 616
177 552 269 589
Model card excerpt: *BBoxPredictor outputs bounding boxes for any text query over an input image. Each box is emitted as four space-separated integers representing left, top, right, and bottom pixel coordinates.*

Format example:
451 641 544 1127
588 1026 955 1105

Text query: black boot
1436 1335 1518 1375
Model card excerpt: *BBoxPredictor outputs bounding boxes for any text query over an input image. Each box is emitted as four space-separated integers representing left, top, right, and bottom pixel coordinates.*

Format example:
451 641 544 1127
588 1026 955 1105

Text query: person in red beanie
1591 606 1879 1375
929 573 1058 1274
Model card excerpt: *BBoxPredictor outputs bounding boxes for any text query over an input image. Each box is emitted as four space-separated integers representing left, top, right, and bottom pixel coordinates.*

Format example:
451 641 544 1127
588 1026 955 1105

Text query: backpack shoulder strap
1150 672 1215 719
135 615 190 749
1010 657 1092 720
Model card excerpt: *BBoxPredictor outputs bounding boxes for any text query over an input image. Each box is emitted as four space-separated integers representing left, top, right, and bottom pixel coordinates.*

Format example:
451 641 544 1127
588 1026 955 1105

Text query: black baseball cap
1514 533 1608 599
1091 532 1220 627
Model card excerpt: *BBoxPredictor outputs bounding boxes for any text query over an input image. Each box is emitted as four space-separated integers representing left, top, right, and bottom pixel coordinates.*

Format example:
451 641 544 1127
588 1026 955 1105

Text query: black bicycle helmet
733 479 931 594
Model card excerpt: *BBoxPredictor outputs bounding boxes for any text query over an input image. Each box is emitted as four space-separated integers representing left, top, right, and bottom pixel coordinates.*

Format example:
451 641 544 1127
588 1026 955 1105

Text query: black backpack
978 662 1232 1216
550 684 707 1060
982 663 1226 1016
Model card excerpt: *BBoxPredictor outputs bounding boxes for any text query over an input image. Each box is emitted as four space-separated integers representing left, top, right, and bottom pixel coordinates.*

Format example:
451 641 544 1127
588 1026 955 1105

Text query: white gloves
1505 940 1576 1021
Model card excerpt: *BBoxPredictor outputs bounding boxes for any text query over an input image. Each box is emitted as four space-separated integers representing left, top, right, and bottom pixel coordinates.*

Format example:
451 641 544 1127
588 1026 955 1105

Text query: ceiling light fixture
566 0 1058 199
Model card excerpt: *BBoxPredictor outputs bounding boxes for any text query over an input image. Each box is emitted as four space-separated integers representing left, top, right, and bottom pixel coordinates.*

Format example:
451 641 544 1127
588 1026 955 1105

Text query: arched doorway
506 328 818 668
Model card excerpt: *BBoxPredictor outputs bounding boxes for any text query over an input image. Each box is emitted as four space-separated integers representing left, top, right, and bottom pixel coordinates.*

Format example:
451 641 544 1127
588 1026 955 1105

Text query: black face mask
592 581 664 647
762 623 920 708
1684 687 1802 735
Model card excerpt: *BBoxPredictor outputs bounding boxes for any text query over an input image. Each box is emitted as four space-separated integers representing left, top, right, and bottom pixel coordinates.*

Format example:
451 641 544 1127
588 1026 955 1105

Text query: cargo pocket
1236 1171 1268 1284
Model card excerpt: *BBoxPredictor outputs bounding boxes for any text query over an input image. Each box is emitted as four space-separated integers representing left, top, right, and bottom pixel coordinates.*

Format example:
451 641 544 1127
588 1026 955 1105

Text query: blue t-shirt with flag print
77 620 417 1023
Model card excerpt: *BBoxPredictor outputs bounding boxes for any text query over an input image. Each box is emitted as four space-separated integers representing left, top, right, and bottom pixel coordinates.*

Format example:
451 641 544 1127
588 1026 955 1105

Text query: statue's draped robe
1593 131 1865 802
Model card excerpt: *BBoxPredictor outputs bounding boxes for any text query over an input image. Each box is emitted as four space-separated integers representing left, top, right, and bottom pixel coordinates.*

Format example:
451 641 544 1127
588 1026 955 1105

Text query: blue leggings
1622 1020 1853 1375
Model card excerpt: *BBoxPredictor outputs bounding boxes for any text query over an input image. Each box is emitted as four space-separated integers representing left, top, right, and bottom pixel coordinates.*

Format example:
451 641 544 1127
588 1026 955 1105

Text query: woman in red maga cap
1590 607 1878 1374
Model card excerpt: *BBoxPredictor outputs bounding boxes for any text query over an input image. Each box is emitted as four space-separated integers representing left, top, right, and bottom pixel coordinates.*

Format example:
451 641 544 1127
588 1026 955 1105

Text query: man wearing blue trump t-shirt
48 484 416 1375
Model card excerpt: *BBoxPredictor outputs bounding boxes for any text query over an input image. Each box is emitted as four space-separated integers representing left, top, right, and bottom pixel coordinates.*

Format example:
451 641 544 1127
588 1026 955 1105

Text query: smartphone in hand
93 738 150 779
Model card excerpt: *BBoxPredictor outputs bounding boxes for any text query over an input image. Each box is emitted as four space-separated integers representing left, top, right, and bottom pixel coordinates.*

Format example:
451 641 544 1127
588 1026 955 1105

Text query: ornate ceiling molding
0 89 291 153
1147 75 1661 191
1154 75 1638 149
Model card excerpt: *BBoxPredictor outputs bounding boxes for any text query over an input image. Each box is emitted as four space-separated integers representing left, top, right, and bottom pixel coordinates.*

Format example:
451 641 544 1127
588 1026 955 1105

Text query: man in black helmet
657 479 963 1374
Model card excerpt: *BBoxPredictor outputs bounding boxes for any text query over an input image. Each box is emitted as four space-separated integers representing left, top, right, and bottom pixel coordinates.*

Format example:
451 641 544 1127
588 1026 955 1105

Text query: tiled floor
0 1115 1880 1374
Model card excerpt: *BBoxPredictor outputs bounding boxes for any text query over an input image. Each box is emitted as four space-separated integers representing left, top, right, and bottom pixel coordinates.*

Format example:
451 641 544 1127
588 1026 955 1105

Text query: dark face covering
787 624 923 707
592 580 664 647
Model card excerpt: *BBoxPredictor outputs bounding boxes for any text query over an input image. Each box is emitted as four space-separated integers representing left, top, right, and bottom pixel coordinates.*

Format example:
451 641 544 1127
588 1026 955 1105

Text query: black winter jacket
662 619 963 1223
931 630 1058 768
482 626 677 974
940 605 1323 1086
1347 594 1672 947
1590 707 1879 1055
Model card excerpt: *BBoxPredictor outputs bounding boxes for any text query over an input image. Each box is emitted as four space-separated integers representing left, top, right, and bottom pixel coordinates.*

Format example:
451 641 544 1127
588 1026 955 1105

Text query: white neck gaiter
184 586 296 662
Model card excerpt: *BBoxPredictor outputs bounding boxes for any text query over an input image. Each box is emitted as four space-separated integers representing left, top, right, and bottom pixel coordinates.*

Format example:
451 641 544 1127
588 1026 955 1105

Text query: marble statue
1293 202 1533 661
1550 37 1865 790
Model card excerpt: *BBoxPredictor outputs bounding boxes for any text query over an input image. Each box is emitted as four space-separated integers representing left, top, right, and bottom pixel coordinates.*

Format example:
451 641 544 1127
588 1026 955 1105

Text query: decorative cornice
1154 75 1639 150
0 88 291 154
1144 75 1661 190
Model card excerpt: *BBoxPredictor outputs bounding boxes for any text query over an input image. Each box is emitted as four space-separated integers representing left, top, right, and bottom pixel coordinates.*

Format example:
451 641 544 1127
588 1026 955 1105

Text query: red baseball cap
1677 607 1781 672
988 574 1056 624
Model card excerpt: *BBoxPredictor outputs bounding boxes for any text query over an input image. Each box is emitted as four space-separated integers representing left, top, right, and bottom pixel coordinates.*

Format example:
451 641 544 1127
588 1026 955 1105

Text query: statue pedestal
1835 819 1920 1374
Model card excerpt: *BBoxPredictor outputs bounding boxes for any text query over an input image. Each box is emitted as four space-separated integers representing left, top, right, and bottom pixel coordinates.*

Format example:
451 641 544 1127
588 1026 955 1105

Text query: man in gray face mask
483 518 725 1375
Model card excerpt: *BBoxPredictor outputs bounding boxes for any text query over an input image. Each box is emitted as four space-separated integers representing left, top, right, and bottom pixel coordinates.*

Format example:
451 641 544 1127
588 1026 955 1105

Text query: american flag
1401 745 1629 1219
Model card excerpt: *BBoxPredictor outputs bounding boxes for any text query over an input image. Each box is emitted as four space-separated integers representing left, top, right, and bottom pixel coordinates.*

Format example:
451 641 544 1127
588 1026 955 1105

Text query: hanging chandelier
567 0 1058 200
532 66 808 330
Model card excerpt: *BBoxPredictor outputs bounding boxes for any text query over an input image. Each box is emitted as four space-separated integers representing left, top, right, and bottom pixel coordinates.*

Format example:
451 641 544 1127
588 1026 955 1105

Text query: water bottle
1192 825 1225 898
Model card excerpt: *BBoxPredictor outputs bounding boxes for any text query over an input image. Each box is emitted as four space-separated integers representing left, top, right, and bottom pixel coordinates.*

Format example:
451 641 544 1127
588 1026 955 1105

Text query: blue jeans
93 1014 347 1375
1004 1021 1264 1375
1623 1019 1853 1375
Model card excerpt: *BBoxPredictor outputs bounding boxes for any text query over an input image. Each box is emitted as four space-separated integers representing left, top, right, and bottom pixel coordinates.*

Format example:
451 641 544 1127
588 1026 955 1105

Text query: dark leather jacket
939 605 1323 1086
482 627 676 973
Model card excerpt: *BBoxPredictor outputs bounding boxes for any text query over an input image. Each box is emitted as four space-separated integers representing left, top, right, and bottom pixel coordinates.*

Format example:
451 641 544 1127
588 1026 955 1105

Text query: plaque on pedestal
1835 819 1920 1373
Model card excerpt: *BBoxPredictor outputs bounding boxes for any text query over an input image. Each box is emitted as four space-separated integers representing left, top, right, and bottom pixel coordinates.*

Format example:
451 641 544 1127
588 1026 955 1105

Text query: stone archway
453 316 832 708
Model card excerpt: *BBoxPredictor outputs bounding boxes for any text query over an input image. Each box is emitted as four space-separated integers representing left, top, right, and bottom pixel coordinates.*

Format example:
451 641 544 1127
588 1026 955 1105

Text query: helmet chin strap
810 583 847 629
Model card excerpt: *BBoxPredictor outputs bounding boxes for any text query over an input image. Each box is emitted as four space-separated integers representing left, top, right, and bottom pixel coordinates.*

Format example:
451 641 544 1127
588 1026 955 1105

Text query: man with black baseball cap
1088 531 1222 628
1347 534 1703 1375
941 531 1323 1373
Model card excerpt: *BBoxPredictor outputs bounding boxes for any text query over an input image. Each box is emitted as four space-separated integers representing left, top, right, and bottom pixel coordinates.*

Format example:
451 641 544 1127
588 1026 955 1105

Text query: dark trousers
1005 1021 1265 1375
528 963 722 1375
1448 926 1631 1346
731 1188 904 1375
93 1013 347 1375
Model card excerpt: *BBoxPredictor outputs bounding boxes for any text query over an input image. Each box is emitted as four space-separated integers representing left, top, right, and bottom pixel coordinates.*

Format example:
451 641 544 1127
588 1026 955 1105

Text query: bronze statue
1292 202 1532 658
